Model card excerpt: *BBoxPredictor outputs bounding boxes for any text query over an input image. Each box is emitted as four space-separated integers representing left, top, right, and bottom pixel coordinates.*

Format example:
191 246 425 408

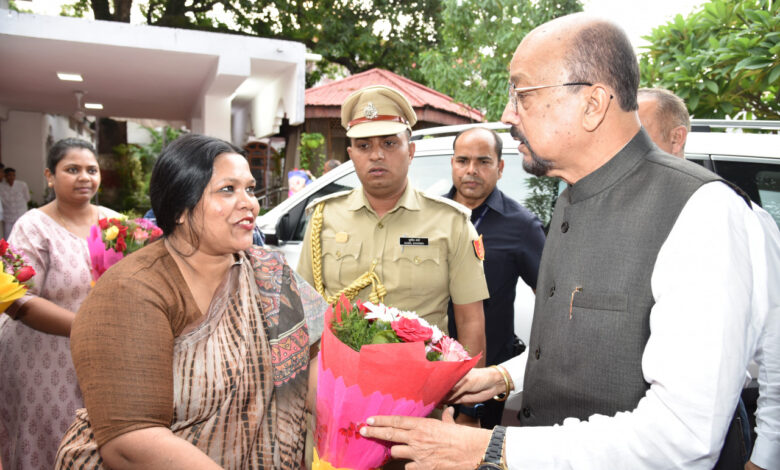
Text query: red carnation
15 265 36 283
0 239 8 256
391 317 433 343
98 218 109 230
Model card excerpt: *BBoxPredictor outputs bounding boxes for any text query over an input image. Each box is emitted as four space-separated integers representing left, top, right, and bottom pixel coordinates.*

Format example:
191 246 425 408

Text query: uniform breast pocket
393 243 445 298
321 239 363 287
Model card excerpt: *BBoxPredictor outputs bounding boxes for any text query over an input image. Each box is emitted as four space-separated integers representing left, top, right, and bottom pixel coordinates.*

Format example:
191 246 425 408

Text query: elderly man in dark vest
360 13 776 470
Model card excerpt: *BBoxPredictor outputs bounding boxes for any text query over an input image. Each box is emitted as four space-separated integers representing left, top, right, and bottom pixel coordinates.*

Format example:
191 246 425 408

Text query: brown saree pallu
56 248 326 469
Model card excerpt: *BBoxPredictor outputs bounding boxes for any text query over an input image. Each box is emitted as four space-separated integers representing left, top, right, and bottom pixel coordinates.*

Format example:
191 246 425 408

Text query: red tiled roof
305 68 484 122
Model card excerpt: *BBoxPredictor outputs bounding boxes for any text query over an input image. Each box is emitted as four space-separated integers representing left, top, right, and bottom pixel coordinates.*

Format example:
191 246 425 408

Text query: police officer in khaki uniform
297 84 489 366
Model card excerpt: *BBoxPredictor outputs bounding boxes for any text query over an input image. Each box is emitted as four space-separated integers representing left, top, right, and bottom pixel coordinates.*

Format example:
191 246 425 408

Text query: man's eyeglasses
507 81 592 112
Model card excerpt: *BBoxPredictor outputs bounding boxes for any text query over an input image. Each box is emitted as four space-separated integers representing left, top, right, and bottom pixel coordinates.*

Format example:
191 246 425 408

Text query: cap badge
363 102 378 120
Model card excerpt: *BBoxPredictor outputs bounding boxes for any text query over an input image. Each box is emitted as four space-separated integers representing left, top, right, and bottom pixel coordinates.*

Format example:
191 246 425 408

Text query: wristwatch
477 425 507 469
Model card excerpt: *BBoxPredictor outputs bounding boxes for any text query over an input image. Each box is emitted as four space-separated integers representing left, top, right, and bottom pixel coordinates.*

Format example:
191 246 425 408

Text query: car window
756 170 780 227
409 152 536 203
408 155 453 195
712 161 780 228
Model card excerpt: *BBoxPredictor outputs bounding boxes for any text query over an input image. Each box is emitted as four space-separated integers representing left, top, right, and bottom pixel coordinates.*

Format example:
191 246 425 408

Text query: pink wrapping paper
315 301 480 469
87 225 124 281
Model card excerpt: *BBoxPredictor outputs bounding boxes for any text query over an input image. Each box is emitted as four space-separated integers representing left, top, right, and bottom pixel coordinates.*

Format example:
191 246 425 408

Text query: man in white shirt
638 87 780 470
360 13 777 470
0 168 30 236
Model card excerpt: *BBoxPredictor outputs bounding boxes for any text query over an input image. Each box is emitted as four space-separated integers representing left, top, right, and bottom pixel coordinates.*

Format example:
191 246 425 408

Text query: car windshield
408 152 537 203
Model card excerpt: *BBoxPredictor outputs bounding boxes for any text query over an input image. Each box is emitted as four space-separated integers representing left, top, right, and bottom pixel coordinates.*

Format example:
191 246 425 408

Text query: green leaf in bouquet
426 350 442 362
331 303 404 351
370 329 400 344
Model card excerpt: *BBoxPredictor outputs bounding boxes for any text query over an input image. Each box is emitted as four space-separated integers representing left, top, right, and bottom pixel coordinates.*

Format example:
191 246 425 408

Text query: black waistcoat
520 130 724 426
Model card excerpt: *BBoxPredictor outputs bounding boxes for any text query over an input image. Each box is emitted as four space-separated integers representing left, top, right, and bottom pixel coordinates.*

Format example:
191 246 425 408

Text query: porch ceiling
0 9 305 126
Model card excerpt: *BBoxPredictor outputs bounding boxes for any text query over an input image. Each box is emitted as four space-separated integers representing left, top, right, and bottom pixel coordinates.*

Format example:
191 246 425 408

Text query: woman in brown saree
56 134 325 469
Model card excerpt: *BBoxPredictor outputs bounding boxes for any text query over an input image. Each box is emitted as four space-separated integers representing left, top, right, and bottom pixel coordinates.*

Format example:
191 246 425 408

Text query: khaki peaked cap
341 85 418 138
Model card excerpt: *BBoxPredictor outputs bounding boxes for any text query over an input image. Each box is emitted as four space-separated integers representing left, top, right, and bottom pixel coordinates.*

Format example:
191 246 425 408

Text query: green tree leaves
640 0 779 120
416 0 583 121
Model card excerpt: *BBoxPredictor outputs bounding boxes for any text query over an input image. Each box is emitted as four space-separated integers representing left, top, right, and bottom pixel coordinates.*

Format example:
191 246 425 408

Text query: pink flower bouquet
314 295 480 470
87 217 162 281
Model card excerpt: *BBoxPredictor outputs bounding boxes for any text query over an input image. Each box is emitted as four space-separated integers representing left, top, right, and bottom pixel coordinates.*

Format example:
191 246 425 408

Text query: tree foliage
111 126 185 213
298 132 325 174
416 0 583 121
640 0 779 120
60 0 133 21
245 0 441 82
523 175 559 228
62 0 442 83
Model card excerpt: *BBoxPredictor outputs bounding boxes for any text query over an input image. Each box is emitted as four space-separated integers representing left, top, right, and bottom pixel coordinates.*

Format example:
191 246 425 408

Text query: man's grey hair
638 88 691 139
565 20 640 112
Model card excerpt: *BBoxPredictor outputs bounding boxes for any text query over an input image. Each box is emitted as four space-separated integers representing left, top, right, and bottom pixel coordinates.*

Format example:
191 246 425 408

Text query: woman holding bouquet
56 134 326 469
0 138 121 469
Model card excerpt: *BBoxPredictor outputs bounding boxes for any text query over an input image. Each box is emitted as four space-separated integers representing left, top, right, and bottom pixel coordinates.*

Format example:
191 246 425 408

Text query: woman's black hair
150 133 244 245
47 138 96 173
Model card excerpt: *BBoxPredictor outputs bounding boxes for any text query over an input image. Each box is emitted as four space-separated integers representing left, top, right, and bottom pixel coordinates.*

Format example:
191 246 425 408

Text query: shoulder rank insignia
473 234 485 261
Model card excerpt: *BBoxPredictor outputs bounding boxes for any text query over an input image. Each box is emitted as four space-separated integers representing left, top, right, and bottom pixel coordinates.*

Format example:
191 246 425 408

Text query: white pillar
202 95 232 141
193 53 249 142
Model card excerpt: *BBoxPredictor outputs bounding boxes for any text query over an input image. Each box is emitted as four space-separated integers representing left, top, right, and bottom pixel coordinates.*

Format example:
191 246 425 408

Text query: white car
257 120 780 346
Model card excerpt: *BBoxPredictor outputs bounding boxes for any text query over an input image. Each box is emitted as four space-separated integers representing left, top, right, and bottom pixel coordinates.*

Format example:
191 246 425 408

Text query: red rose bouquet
0 238 36 312
314 295 479 470
87 217 163 281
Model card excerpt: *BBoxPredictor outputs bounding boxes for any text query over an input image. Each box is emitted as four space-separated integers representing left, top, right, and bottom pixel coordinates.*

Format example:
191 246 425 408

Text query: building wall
1 110 47 204
127 121 153 146
0 111 94 205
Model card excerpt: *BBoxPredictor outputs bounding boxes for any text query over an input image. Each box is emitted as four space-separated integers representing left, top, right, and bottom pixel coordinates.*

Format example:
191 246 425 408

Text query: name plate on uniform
400 237 428 246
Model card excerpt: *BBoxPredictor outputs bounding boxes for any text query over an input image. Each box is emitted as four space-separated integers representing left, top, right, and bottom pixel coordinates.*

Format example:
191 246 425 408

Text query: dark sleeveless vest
519 129 728 426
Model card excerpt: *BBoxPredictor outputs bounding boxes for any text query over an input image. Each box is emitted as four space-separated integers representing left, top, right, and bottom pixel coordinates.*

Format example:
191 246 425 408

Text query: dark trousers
713 399 752 470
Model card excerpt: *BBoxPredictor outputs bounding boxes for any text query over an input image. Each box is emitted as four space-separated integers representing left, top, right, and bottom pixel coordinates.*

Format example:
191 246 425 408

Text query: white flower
397 309 417 320
363 302 425 325
362 302 397 322
430 325 444 344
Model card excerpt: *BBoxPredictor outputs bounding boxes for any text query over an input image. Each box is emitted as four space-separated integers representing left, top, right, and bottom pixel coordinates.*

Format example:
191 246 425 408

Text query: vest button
521 407 532 418
561 221 569 233
534 347 541 360
549 285 555 297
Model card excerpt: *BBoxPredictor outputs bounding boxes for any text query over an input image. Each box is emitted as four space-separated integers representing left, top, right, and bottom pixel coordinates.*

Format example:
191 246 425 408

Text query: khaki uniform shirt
297 183 489 332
